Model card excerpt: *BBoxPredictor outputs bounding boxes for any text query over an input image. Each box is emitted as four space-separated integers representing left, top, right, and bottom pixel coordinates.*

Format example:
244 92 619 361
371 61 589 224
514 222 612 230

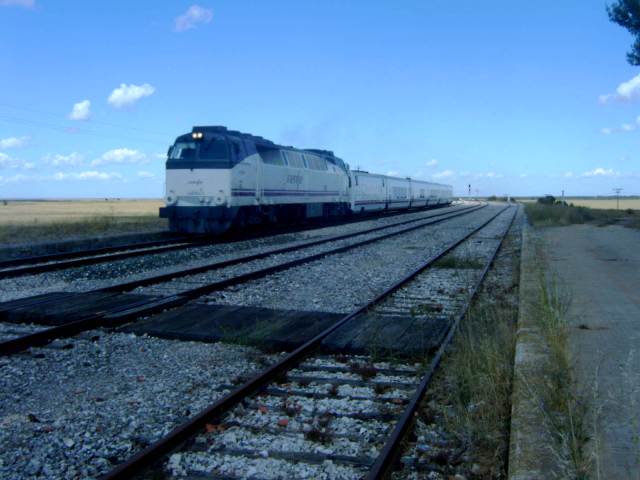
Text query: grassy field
564 198 640 210
517 197 640 210
524 201 640 228
0 199 166 245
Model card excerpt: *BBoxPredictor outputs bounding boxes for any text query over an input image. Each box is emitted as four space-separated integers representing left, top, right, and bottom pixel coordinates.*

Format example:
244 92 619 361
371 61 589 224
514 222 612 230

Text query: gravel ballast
203 205 506 313
0 205 469 303
0 332 282 479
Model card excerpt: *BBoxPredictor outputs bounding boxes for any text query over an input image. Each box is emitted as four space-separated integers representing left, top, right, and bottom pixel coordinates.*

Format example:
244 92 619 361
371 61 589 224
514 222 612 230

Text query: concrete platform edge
507 222 555 479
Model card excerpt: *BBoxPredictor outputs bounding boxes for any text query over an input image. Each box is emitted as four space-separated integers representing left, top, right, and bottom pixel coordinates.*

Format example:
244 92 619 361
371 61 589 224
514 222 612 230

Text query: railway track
0 203 487 355
0 235 207 280
0 204 463 280
99 204 517 479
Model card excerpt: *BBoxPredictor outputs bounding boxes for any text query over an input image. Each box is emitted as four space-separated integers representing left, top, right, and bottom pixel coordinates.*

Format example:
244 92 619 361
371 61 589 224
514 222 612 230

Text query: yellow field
516 197 640 210
0 199 166 244
0 199 163 225
564 198 640 210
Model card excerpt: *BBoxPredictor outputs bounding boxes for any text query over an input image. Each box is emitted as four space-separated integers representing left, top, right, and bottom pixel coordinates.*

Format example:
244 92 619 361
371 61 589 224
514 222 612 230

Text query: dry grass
522 242 593 479
524 201 640 228
0 199 166 244
0 199 162 225
439 297 517 477
565 198 640 210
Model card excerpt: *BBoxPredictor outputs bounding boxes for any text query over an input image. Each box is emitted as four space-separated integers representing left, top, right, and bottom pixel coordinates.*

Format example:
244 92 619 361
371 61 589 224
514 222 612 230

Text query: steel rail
366 205 518 479
99 205 511 480
0 237 210 280
0 204 464 279
97 203 486 294
0 203 486 356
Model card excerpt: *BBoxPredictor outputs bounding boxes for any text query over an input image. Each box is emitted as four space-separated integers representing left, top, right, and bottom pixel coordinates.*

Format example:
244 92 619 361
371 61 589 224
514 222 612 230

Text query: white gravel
203 205 505 313
0 331 283 479
0 205 470 303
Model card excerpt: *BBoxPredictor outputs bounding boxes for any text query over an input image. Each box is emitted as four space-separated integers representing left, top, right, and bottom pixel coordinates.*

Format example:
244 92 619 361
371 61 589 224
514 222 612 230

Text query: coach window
287 152 305 168
257 146 285 166
281 151 289 165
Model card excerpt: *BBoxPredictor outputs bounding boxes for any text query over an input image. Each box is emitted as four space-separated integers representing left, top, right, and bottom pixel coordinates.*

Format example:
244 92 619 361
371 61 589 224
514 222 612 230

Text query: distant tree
607 0 640 65
537 195 556 205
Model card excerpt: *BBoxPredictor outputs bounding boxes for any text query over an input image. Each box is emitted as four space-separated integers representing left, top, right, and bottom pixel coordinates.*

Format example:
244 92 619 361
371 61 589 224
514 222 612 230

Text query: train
159 126 453 234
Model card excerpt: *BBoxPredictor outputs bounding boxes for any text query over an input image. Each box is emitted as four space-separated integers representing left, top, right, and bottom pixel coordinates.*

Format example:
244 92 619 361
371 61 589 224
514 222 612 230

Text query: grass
439 297 517 476
524 243 593 479
524 201 640 228
0 199 165 244
517 197 640 211
434 254 485 269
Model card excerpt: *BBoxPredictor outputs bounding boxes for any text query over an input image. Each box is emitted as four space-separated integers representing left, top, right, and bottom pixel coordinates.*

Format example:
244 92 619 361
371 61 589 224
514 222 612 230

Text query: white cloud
599 73 640 103
600 127 613 135
137 171 155 179
563 171 574 178
621 123 636 132
69 99 91 120
0 152 32 170
0 0 35 7
175 4 213 32
92 148 147 166
476 172 504 179
107 83 155 108
425 159 438 167
0 136 28 149
582 167 618 177
0 174 28 185
386 170 399 177
432 169 455 179
53 171 124 181
45 152 84 166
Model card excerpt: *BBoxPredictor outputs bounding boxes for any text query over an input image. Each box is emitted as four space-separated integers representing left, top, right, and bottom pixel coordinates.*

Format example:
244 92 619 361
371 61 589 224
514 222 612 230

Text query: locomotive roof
190 126 338 159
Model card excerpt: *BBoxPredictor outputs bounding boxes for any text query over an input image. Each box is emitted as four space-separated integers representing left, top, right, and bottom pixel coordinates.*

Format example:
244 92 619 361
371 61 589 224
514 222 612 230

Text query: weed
441 299 516 468
528 244 593 478
327 384 339 397
373 383 389 395
349 362 377 380
434 255 484 269
410 302 444 316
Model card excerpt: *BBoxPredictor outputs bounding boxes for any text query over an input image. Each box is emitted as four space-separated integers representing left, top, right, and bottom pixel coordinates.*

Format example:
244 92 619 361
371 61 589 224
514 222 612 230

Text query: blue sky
1 0 639 198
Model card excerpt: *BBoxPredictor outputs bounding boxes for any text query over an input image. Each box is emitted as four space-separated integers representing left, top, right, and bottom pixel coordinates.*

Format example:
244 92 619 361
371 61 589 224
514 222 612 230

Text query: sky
1 0 639 198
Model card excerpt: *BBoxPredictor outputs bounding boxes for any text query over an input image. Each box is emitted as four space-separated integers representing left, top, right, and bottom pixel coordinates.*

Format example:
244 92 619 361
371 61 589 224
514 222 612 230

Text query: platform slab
0 291 160 325
122 303 346 350
123 302 449 355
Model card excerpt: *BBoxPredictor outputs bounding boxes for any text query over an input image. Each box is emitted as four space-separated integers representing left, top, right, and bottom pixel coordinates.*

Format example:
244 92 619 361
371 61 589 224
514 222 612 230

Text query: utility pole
468 184 471 199
561 189 565 204
613 188 623 210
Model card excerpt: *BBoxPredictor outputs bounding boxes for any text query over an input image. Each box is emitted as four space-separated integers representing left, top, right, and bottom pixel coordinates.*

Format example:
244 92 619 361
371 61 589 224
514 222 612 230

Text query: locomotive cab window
169 142 198 160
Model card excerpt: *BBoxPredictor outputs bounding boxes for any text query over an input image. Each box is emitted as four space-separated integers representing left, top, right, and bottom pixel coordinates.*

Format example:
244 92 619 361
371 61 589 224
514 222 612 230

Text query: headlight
191 132 204 140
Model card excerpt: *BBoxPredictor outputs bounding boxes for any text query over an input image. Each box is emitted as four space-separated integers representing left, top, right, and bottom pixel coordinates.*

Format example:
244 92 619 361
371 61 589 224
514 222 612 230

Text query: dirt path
542 224 640 478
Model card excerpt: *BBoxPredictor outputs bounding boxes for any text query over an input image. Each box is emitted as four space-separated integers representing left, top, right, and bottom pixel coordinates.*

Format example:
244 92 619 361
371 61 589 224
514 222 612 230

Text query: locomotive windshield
166 137 232 168
169 142 198 160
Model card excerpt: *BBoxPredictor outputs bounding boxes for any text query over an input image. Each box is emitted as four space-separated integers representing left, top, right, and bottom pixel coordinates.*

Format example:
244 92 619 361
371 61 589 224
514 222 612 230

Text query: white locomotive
160 126 453 234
